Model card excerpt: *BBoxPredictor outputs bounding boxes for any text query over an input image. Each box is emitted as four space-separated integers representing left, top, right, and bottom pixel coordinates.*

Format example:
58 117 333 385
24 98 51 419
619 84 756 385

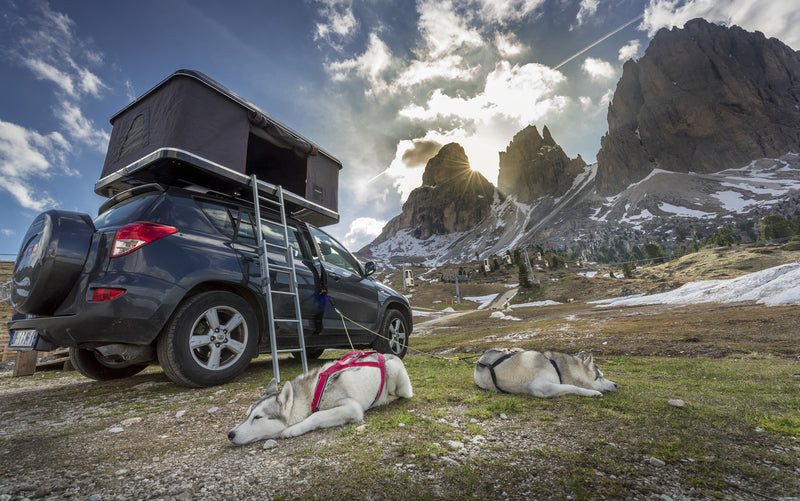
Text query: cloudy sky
1 0 798 259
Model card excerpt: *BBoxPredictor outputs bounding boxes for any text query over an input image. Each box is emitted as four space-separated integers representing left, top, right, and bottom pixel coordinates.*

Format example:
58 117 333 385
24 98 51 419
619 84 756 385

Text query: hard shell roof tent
95 69 342 226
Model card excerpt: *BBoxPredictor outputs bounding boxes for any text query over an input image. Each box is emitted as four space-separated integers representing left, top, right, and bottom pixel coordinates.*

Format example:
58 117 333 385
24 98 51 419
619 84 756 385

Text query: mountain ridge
357 18 800 269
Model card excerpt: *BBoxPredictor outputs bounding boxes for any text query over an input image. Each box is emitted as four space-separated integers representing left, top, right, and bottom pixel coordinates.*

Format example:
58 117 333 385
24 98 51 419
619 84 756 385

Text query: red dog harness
311 351 385 413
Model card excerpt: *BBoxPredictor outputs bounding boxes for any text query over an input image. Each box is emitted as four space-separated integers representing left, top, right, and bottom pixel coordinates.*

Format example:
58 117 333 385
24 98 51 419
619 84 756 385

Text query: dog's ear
265 378 278 395
577 351 586 361
583 353 594 366
277 382 294 420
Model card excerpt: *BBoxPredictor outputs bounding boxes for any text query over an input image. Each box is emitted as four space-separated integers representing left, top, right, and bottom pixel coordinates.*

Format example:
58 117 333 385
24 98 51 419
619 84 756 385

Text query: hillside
374 243 800 313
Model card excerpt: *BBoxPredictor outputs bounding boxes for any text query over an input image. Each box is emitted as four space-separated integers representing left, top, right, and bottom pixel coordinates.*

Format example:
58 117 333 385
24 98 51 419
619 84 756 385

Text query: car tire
157 291 258 387
12 210 94 315
372 309 409 358
69 347 149 380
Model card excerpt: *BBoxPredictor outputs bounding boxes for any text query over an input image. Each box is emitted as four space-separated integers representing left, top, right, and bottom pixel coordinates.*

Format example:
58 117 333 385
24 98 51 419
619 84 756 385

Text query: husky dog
474 348 617 398
228 352 413 444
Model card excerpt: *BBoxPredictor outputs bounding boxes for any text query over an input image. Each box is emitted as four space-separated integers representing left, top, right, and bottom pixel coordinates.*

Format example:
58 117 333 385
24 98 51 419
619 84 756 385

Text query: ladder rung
258 196 283 207
265 242 289 251
264 264 292 273
274 318 301 323
272 290 298 297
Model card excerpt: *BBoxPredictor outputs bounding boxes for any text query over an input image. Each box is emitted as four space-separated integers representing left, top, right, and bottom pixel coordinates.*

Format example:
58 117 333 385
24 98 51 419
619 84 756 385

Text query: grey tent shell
96 69 341 226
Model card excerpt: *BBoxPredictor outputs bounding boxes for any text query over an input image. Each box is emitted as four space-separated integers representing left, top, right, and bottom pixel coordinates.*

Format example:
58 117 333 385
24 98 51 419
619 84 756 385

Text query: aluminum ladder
250 175 308 382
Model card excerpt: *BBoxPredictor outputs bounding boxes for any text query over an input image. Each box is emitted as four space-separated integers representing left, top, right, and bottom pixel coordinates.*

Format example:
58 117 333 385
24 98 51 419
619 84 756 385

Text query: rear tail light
91 288 126 302
111 222 178 258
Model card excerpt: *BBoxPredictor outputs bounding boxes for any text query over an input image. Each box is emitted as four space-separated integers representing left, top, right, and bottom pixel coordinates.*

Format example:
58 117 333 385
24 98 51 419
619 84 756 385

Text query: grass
2 247 799 499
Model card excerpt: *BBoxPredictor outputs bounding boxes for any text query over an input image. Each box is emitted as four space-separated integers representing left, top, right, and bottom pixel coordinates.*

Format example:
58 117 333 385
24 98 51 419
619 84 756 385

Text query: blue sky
1 0 798 260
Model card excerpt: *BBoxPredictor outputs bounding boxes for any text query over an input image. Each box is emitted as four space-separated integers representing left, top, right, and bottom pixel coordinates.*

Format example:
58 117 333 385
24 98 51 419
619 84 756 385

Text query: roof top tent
95 69 342 227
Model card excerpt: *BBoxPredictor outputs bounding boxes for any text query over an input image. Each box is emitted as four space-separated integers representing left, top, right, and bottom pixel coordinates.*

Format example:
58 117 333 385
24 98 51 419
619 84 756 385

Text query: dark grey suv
7 183 411 387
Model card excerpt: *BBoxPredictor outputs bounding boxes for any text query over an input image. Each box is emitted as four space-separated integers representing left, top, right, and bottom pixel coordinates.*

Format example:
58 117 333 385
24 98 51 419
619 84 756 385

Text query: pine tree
518 263 531 288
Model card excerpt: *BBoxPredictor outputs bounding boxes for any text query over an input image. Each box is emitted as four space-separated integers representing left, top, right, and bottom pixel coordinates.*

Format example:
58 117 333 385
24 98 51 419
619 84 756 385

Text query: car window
197 201 235 238
235 211 303 261
94 193 158 228
260 219 303 260
235 211 258 246
309 226 361 275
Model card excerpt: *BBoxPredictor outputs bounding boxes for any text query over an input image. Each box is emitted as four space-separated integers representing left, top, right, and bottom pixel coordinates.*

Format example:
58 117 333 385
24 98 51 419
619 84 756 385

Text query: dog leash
330 300 478 366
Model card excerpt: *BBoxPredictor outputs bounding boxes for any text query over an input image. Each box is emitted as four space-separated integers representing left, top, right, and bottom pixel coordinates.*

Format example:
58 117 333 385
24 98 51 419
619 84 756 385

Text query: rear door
307 226 379 335
225 208 321 333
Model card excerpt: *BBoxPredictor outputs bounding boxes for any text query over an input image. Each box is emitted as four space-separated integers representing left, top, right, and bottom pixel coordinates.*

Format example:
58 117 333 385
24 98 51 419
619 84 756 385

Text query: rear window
94 194 159 228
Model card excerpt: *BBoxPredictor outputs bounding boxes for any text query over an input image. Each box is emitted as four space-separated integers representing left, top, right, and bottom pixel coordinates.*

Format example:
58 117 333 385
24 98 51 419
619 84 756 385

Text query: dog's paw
280 427 303 438
589 390 603 397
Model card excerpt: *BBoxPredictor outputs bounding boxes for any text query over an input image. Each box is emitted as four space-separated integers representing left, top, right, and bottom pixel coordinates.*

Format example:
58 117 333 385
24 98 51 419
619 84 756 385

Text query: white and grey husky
474 348 617 398
228 351 413 445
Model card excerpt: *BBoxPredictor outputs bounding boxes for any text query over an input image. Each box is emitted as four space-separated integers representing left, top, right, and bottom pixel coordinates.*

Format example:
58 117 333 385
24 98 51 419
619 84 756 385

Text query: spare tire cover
12 210 95 315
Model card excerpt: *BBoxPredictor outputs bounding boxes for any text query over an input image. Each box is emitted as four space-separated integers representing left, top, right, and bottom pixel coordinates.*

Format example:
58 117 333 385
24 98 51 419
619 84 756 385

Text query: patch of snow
592 262 800 307
509 300 561 309
489 311 521 321
464 294 499 310
658 202 715 219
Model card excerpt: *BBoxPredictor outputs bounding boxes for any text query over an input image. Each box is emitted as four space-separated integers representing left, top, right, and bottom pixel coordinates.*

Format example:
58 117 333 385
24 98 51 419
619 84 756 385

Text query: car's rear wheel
12 210 94 315
69 347 149 380
372 309 409 358
157 291 258 387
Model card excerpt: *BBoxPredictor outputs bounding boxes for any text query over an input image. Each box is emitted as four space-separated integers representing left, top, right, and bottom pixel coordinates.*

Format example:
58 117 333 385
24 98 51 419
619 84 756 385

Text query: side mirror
364 261 376 276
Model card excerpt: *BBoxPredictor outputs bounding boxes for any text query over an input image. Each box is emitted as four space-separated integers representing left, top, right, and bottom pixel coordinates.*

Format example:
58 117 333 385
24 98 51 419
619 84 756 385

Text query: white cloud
22 58 76 96
0 120 70 211
618 40 641 61
400 61 567 124
56 101 110 153
77 67 107 97
343 217 386 250
574 0 599 28
417 0 483 58
582 57 616 80
314 0 358 49
494 31 524 58
476 0 546 24
599 88 614 108
642 0 800 50
325 32 394 95
9 4 110 158
394 55 478 88
579 96 593 110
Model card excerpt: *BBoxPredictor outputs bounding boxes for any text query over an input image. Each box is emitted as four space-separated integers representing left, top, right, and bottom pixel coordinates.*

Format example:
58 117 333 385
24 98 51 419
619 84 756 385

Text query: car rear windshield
94 193 159 229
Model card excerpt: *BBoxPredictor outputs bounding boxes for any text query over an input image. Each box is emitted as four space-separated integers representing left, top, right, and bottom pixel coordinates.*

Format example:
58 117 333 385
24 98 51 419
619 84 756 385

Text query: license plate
9 329 38 349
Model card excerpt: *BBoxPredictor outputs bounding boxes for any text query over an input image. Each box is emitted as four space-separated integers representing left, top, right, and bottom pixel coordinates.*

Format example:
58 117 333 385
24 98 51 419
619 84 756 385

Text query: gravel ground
2 357 798 501
0 362 693 501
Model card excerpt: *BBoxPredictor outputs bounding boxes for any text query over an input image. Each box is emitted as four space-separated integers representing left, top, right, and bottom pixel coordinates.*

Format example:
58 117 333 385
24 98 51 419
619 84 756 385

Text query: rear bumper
7 273 186 349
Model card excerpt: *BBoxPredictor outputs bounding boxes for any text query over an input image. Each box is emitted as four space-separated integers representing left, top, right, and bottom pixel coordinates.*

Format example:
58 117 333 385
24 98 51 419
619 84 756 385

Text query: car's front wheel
157 291 258 387
69 347 149 380
372 309 409 358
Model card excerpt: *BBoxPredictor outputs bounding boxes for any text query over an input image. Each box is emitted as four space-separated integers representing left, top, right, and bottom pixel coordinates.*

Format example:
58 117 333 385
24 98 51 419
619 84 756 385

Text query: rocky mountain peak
596 17 800 195
421 143 470 186
497 124 586 202
364 142 498 247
